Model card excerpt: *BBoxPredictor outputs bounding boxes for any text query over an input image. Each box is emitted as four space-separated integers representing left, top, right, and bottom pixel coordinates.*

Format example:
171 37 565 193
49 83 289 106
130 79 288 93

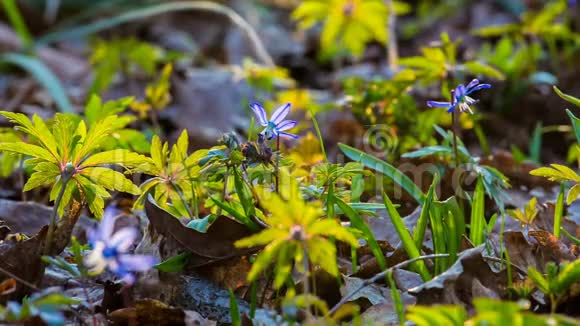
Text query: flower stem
275 137 280 193
44 174 71 256
452 110 460 167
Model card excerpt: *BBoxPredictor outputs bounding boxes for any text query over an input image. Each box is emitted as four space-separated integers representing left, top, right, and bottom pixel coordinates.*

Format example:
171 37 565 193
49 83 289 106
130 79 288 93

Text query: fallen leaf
0 278 16 295
108 298 215 326
145 198 259 266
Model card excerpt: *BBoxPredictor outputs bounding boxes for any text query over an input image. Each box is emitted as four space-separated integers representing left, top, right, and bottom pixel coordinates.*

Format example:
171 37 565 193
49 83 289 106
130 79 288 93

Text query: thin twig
0 265 40 291
329 254 449 315
38 1 275 67
482 255 527 276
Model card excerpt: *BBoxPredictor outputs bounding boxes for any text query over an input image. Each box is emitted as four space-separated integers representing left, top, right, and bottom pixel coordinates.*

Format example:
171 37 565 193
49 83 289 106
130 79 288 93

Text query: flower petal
97 207 120 242
249 102 268 126
119 254 158 271
108 227 138 253
276 120 297 131
278 131 299 139
466 83 491 94
270 103 291 124
426 101 451 108
466 79 480 90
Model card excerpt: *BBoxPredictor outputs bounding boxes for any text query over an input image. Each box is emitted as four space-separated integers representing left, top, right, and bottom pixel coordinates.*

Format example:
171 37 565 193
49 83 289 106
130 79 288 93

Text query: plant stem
275 137 280 193
452 110 460 167
385 0 398 71
44 174 71 256
329 253 450 315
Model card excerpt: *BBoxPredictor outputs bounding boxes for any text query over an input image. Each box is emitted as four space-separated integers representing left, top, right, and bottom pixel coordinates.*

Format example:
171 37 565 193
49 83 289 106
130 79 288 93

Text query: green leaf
463 61 506 80
0 142 55 162
469 176 486 246
566 110 580 143
553 260 580 294
80 149 150 169
529 122 542 164
154 252 192 272
229 290 241 326
339 143 425 204
554 183 565 238
567 184 580 205
414 175 438 249
387 270 405 325
0 54 73 113
527 266 550 294
185 214 213 233
80 167 140 195
554 86 580 107
382 192 431 281
210 197 259 230
402 146 454 159
335 197 386 270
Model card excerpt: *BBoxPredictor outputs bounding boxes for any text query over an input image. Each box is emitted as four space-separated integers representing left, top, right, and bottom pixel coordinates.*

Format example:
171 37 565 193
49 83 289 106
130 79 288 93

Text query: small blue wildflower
85 207 157 285
427 79 491 114
250 102 298 140
569 0 576 7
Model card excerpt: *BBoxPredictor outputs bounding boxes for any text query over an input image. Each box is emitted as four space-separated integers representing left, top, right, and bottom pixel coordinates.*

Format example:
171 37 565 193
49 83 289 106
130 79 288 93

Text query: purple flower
85 207 157 285
250 102 298 140
427 79 491 114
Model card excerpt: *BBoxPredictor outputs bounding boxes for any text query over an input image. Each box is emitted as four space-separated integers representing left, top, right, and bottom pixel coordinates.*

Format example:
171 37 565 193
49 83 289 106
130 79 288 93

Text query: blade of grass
387 270 404 325
382 192 431 281
229 290 241 326
309 107 328 162
469 176 485 246
1 0 32 49
340 143 425 205
1 53 73 113
529 121 543 164
554 183 565 238
444 209 458 264
336 197 386 270
414 174 438 249
38 1 274 66
430 201 448 274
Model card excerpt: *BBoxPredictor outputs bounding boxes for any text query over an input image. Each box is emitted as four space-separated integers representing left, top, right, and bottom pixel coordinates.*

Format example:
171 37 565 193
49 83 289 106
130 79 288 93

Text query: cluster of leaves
0 290 78 325
0 96 149 217
527 260 580 313
292 0 410 59
235 170 359 288
90 38 177 94
407 297 579 326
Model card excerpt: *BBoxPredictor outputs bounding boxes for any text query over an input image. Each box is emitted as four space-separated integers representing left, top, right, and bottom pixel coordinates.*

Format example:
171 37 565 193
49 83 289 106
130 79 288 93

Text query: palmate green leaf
567 184 580 205
307 238 339 276
406 305 467 326
75 174 110 217
80 167 140 195
530 164 580 183
308 218 359 248
553 260 580 294
80 149 150 170
245 238 285 283
23 170 59 192
0 142 55 162
527 266 550 294
339 143 425 204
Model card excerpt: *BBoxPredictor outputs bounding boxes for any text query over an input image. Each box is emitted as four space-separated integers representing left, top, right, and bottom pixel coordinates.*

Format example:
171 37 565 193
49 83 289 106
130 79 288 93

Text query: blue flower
85 207 157 285
250 102 298 140
427 79 491 114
